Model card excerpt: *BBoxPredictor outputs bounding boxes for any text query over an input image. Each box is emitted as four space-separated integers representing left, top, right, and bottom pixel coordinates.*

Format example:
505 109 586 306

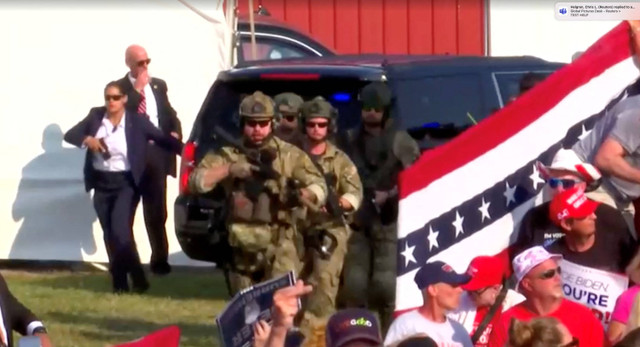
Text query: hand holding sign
253 320 271 347
272 280 313 330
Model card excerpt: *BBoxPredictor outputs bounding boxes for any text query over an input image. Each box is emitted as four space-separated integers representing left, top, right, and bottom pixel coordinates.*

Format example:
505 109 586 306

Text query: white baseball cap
512 246 563 291
535 149 601 183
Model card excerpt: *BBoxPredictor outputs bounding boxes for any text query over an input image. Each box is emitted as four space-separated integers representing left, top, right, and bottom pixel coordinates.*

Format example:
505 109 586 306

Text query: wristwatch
32 326 47 334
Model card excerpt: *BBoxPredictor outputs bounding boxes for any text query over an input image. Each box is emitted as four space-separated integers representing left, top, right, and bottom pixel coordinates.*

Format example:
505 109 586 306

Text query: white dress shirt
128 73 159 129
92 113 130 172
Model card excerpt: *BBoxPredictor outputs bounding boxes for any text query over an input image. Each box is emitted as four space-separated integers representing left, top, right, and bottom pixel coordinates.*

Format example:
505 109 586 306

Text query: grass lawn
3 268 230 347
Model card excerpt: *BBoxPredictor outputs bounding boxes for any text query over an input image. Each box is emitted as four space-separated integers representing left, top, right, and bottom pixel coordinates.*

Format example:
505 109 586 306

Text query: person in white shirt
117 44 182 276
447 255 525 347
64 82 182 293
384 261 473 347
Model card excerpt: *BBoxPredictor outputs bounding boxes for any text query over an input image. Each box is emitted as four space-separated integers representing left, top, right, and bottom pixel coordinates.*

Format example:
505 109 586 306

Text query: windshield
190 77 374 160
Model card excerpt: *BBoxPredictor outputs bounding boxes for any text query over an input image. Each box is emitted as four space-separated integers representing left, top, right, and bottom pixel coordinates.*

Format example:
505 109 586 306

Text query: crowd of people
10 22 640 347
189 82 420 339
240 22 640 347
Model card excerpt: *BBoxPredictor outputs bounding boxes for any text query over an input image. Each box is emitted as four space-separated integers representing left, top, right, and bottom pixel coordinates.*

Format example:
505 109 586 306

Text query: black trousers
140 143 169 265
92 171 146 291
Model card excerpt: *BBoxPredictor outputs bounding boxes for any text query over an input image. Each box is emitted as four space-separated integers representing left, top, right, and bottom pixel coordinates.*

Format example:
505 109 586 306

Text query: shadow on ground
22 269 231 300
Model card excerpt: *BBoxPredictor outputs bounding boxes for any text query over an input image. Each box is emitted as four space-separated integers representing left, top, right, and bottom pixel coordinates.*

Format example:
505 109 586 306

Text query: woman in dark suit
64 81 183 293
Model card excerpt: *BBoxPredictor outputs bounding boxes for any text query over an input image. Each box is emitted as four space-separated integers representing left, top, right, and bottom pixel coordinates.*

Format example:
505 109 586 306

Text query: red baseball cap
461 255 509 291
549 186 599 226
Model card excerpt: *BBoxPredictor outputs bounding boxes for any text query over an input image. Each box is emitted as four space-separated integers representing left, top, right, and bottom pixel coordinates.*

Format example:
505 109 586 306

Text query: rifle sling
470 277 508 344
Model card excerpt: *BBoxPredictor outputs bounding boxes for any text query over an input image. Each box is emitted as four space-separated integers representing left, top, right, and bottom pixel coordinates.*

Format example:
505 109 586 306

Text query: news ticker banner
556 2 640 20
560 259 629 328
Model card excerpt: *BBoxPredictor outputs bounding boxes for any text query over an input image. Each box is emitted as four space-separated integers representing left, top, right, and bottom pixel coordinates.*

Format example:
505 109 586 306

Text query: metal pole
248 0 257 60
225 0 238 67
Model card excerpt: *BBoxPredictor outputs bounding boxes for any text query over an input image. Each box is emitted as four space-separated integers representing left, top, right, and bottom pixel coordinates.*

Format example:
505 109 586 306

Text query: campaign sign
216 271 296 347
560 259 629 328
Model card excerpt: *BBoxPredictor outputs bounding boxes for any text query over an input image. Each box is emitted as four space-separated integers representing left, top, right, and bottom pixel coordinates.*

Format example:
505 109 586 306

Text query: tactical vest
226 141 303 257
348 127 402 192
346 126 403 226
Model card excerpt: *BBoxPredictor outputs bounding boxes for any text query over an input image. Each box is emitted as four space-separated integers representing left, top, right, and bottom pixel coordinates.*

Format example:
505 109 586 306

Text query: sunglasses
548 178 580 189
283 115 297 122
306 122 329 129
136 58 151 67
362 105 383 112
246 120 271 128
538 267 562 280
561 337 579 347
104 94 124 101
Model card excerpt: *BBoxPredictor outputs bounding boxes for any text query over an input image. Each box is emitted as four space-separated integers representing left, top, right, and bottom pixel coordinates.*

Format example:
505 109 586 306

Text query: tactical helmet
359 82 392 110
273 92 304 120
301 96 336 121
300 96 337 134
239 91 275 119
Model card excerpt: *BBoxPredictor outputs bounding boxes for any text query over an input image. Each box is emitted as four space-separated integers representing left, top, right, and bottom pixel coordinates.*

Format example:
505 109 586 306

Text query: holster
304 229 338 260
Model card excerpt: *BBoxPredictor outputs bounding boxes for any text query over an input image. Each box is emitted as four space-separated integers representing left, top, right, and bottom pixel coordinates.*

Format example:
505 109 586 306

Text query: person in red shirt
488 246 607 347
448 255 525 347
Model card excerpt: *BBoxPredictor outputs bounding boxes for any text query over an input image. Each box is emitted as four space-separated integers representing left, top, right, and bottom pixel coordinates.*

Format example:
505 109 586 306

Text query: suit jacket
117 74 182 177
64 107 184 192
0 273 39 347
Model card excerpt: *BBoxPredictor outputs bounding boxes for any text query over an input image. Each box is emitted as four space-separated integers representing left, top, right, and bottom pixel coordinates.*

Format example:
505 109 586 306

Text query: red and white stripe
395 22 639 313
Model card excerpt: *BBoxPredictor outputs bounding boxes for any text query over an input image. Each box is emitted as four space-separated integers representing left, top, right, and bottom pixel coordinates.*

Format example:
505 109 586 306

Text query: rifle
212 125 313 209
213 125 280 181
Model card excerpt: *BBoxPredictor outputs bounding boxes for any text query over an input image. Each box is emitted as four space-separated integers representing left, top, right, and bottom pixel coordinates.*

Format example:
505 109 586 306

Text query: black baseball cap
414 261 471 290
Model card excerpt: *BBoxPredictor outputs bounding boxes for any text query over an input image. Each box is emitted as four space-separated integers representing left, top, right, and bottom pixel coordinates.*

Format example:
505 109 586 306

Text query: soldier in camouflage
338 82 420 333
273 92 305 146
189 91 327 294
296 96 363 342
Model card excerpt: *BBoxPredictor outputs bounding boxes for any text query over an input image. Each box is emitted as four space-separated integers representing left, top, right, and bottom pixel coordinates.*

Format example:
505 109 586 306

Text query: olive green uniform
338 83 420 333
274 92 305 146
189 91 327 294
296 97 364 338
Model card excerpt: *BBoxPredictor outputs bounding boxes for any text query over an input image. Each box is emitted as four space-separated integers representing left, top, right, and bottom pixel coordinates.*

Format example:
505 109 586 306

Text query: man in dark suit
0 273 51 347
117 44 182 275
64 82 183 293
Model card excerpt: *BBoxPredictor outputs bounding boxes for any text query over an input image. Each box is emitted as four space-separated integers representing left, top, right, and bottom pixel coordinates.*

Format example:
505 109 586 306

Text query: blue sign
216 272 296 347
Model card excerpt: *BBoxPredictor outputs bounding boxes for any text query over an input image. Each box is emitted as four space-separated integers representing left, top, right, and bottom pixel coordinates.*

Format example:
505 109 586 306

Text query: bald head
125 44 150 78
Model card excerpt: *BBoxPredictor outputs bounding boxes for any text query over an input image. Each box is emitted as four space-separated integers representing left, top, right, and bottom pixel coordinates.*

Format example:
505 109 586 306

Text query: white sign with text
560 259 629 328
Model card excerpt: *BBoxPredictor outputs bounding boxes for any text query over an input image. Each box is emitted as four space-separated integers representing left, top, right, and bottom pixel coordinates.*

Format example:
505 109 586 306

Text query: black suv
174 54 565 263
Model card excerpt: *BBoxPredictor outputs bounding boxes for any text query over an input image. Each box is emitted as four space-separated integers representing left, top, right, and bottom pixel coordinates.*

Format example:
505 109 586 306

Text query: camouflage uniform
274 92 305 146
297 97 364 339
189 91 327 294
338 82 420 333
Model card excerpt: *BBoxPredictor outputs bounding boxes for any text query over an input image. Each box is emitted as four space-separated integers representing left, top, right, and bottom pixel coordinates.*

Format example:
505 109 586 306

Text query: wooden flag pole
248 0 257 60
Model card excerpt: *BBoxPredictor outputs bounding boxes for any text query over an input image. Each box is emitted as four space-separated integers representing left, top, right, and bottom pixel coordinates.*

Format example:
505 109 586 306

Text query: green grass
4 269 230 347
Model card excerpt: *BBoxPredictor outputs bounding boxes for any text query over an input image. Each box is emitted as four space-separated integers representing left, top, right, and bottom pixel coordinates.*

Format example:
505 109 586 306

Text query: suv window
191 77 371 160
493 71 555 106
239 37 310 62
393 74 485 149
